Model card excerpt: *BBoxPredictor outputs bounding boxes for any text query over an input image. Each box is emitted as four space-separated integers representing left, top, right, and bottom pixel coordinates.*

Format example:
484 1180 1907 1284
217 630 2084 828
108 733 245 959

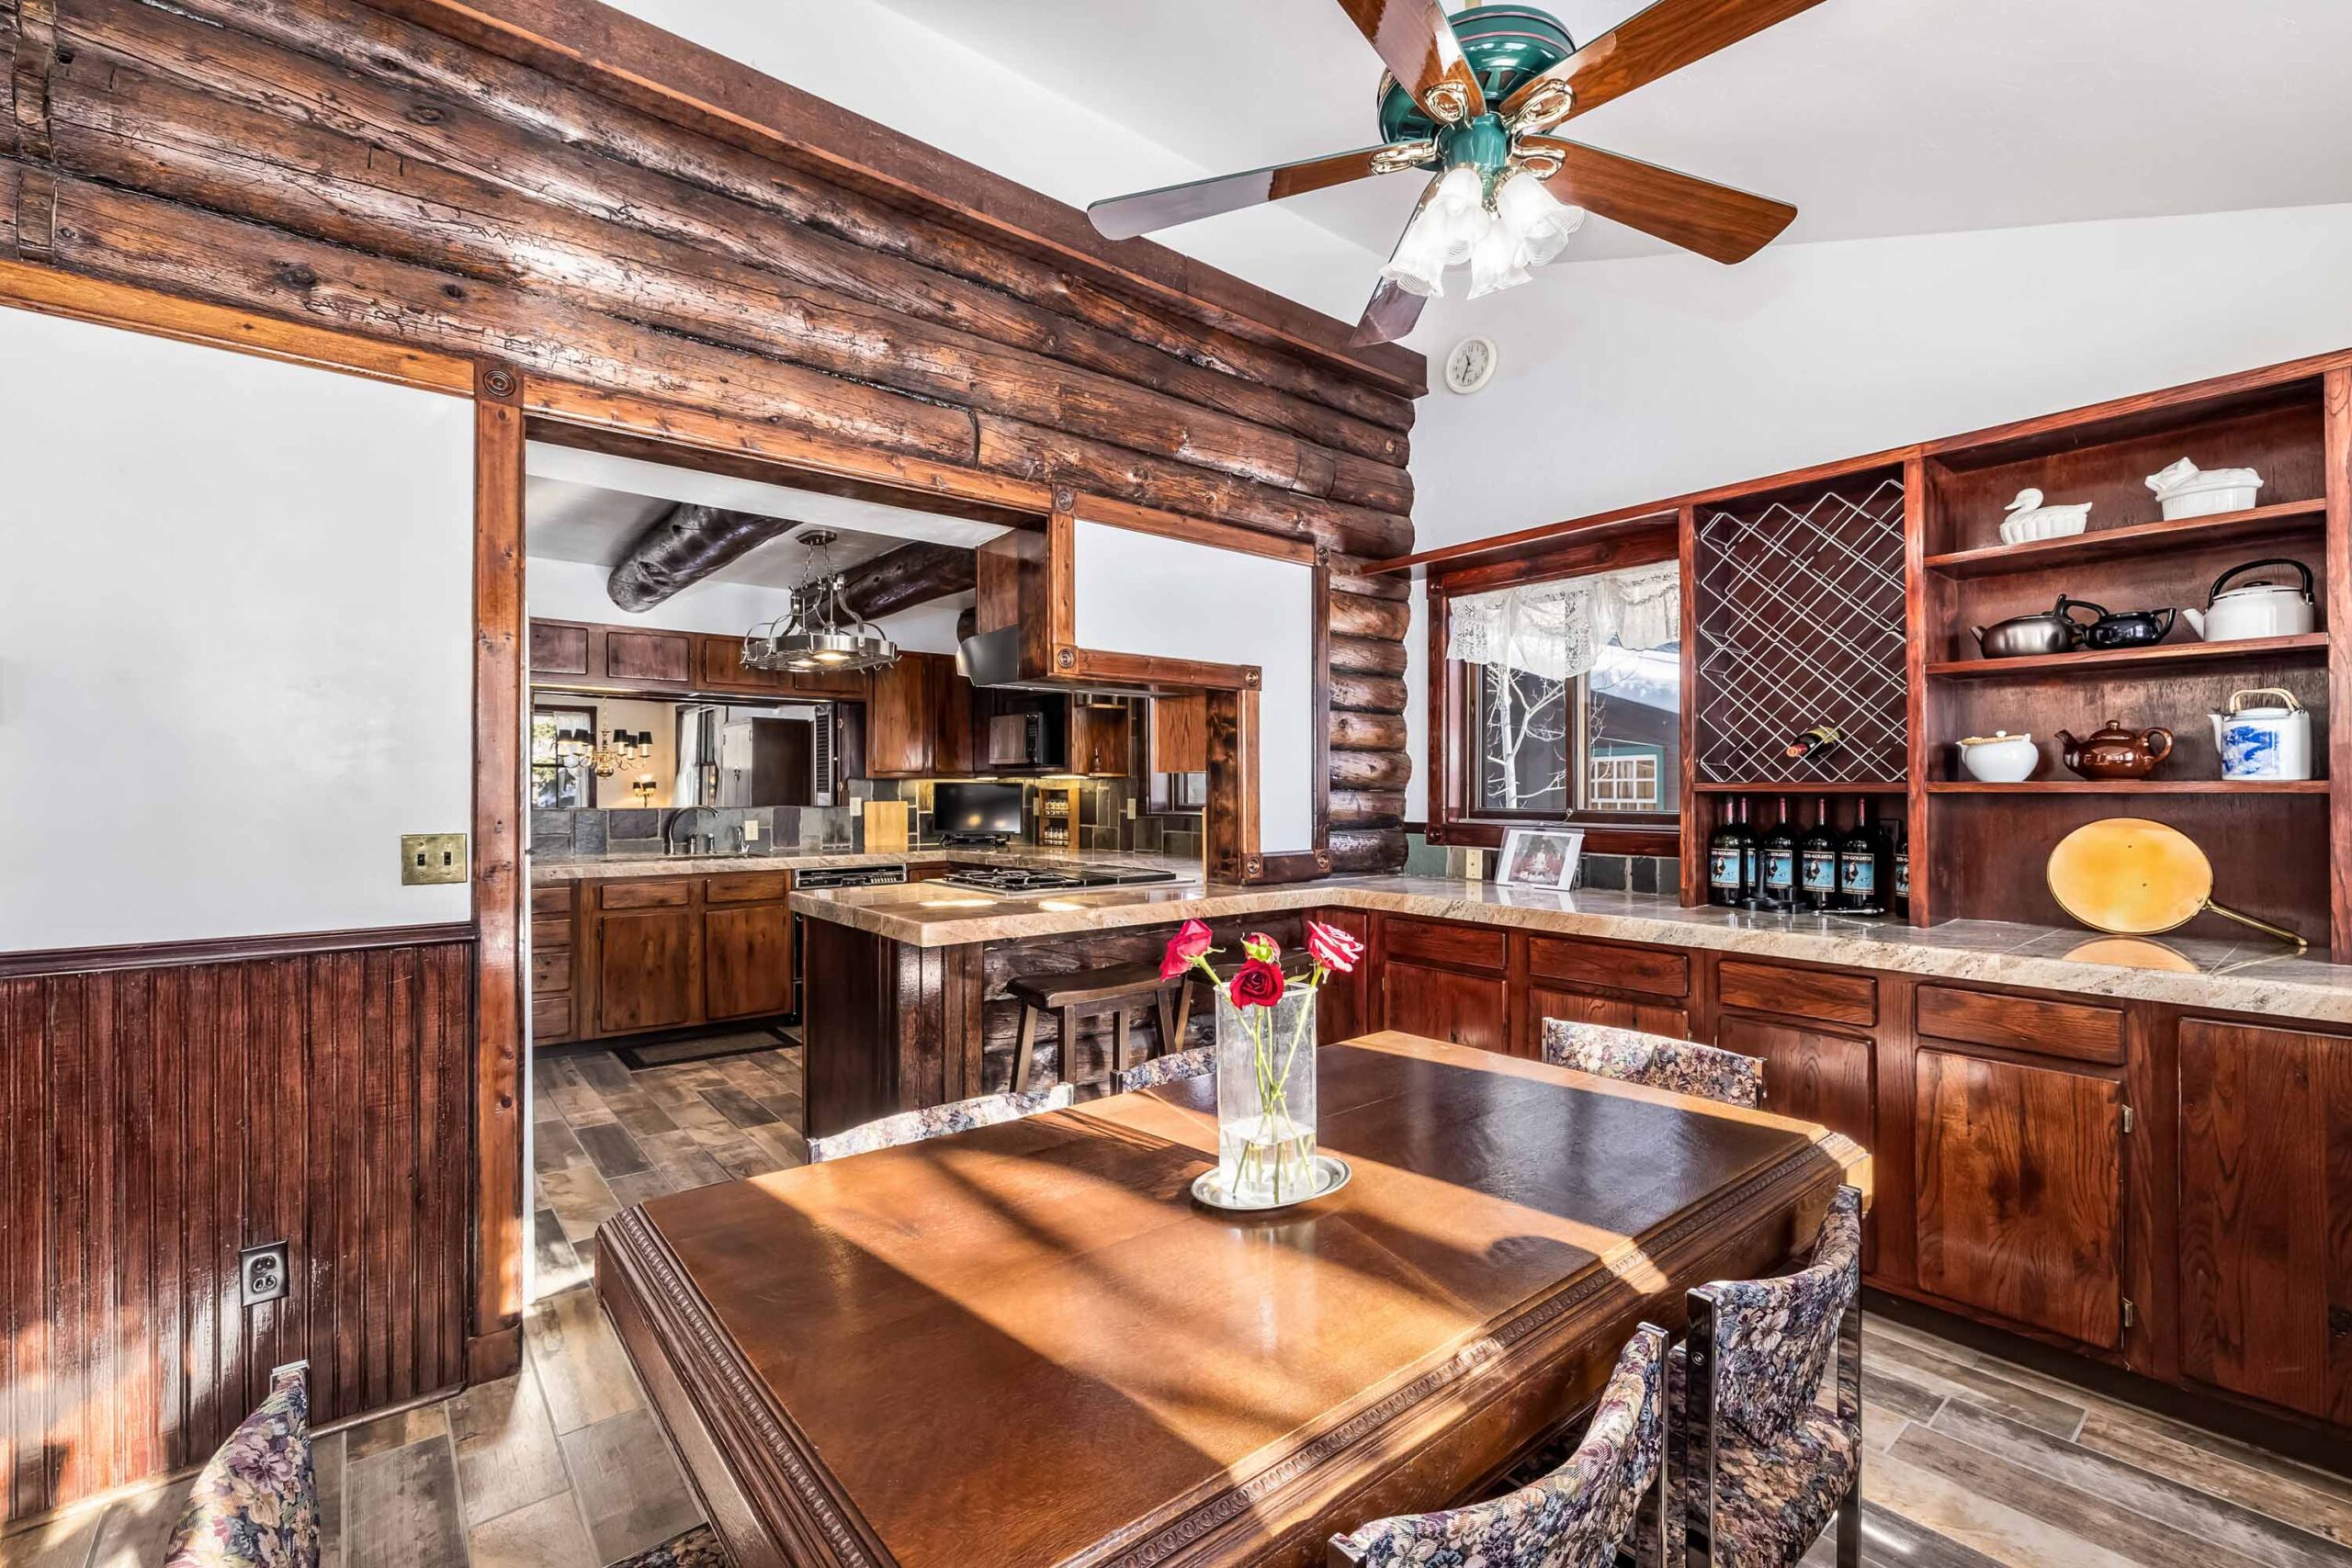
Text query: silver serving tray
1191 1154 1351 1213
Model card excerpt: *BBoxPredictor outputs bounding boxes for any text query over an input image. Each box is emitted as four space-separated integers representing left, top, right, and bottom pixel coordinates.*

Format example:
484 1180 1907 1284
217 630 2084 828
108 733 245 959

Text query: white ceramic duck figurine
1999 488 2093 545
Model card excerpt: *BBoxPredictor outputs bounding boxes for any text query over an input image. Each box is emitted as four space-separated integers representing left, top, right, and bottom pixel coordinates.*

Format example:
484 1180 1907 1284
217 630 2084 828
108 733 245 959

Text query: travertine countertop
530 847 1202 884
789 874 2352 1026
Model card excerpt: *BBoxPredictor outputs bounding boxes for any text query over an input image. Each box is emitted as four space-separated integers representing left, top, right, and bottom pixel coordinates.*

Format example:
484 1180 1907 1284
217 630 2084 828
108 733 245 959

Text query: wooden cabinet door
2177 1021 2352 1422
1914 1047 2123 1349
1312 909 1373 1045
594 906 700 1035
603 628 693 687
1524 987 1690 1062
933 657 982 775
1716 1016 1873 1152
704 903 794 1021
1151 694 1208 773
1072 703 1130 775
865 655 935 776
1382 959 1508 1055
529 619 591 677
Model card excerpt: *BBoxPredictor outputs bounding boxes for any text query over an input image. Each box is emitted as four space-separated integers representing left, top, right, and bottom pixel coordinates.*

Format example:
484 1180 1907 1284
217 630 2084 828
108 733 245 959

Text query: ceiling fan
1088 0 1822 345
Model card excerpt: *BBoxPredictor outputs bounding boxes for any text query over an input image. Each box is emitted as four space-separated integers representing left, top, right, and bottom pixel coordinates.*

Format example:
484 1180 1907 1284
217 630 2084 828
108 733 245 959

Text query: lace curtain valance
1447 560 1680 681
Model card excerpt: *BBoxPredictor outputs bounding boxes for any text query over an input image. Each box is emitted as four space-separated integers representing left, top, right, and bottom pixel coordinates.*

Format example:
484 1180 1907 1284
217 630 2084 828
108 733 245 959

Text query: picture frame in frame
1497 828 1585 890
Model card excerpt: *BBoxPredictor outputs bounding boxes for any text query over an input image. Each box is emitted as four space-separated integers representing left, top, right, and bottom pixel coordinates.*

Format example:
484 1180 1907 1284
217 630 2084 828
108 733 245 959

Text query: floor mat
617 1024 797 1070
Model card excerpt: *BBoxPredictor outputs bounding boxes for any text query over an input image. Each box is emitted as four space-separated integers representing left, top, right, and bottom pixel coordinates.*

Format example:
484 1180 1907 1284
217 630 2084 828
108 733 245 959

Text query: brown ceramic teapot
2056 718 2174 780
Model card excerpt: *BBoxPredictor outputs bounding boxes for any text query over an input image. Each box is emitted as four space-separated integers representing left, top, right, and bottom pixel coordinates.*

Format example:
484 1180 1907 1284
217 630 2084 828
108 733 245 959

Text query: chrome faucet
665 806 720 858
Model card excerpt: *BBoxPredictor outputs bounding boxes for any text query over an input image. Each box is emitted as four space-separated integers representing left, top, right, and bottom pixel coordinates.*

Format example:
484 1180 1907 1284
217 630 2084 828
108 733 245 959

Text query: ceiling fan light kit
1087 0 1818 342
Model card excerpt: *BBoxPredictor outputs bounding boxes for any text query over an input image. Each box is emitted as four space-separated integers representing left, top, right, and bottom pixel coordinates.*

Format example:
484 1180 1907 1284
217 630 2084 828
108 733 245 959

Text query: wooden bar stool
1007 961 1182 1096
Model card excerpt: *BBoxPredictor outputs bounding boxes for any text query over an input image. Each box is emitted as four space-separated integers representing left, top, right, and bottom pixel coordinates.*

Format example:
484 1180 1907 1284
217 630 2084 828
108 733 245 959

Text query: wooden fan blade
1089 144 1424 240
1352 277 1429 346
1519 137 1795 263
1336 0 1486 123
1555 0 1826 120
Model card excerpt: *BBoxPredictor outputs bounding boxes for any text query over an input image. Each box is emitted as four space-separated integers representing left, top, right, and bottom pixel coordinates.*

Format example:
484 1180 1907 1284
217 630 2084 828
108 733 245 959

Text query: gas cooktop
939 865 1181 894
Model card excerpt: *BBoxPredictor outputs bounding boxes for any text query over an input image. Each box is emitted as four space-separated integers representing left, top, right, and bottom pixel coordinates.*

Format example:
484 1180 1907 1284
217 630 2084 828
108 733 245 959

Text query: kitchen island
791 872 2352 1439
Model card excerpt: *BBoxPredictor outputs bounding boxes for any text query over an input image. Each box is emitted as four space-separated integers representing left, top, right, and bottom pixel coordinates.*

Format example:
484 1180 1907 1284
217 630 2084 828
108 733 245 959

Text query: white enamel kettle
2182 558 2315 643
2209 688 2312 780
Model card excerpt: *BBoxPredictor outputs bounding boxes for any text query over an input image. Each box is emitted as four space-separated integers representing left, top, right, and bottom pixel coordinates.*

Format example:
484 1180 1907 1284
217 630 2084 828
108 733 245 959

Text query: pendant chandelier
743 528 899 675
555 726 654 778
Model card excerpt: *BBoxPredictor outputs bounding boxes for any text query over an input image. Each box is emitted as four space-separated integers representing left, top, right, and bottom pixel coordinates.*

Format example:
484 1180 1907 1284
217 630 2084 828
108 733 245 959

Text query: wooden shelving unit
1919 498 2327 579
1924 632 2327 680
1925 779 2329 795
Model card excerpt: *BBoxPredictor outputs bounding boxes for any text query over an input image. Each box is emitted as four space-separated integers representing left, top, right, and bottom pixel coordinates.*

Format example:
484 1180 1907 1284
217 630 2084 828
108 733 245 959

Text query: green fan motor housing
1374 5 1577 146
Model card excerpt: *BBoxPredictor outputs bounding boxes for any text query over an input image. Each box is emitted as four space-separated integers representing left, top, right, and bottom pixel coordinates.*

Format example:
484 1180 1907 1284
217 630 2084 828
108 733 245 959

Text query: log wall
0 0 1419 870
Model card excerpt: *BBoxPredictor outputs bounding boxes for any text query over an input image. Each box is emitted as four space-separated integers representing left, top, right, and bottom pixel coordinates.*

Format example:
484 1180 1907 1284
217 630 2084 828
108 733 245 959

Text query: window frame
530 702 601 809
1427 526 1683 858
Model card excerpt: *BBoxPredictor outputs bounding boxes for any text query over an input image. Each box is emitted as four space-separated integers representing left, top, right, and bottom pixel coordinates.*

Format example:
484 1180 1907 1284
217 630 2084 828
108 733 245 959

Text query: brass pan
2046 818 2304 949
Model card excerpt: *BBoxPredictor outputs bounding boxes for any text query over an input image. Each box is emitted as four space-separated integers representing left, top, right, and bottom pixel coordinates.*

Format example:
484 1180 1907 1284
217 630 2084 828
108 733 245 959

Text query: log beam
841 541 975 621
607 504 797 612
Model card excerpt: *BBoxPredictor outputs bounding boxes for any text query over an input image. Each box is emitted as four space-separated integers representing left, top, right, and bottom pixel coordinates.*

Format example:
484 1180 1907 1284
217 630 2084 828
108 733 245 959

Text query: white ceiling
523 444 1008 591
875 0 2352 269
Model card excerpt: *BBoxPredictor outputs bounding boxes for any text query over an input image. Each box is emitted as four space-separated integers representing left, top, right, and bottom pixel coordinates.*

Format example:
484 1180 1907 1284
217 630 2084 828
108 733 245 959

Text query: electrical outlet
401 832 469 886
240 1241 289 1307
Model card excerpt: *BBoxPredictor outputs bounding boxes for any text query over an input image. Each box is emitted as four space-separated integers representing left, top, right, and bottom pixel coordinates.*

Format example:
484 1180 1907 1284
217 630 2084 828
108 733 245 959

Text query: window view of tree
1475 641 1680 817
531 705 597 808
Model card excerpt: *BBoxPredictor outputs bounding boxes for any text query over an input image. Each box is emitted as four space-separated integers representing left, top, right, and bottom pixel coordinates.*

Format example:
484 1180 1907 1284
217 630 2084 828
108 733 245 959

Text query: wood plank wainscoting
0 931 474 1523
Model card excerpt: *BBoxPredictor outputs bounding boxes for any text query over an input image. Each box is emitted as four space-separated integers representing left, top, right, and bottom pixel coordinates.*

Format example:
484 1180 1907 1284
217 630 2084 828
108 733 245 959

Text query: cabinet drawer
531 993 573 1043
598 879 693 909
1917 985 2122 1066
531 948 573 995
704 870 791 905
1718 960 1877 1028
531 884 572 918
1527 935 1687 998
530 917 572 953
1383 917 1507 975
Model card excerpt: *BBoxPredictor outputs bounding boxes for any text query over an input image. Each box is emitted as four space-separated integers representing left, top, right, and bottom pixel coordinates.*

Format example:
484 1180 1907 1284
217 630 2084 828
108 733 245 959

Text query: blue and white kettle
2209 688 2311 780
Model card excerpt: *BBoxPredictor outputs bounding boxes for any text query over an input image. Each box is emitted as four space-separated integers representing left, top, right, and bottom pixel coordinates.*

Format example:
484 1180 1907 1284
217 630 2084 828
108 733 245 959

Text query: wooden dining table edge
592 1045 1871 1568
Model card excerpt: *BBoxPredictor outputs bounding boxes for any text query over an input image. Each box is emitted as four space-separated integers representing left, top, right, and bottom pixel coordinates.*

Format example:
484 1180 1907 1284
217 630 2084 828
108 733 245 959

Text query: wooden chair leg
1012 1006 1039 1094
1172 979 1195 1051
1061 1005 1087 1092
1114 1010 1134 1079
1153 991 1178 1060
1836 1474 1860 1568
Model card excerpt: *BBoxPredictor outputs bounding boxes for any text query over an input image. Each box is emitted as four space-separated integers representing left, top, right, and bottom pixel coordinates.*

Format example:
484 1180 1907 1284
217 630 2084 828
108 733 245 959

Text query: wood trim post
1676 505 1702 906
2326 367 2351 962
1309 550 1333 875
469 361 526 1380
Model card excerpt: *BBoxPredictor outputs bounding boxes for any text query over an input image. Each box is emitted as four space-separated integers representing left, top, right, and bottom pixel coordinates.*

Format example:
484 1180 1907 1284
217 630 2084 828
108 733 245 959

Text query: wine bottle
1893 819 1911 910
1737 799 1760 901
1707 798 1753 908
1757 795 1797 911
1838 800 1886 917
1785 724 1842 761
1798 797 1839 913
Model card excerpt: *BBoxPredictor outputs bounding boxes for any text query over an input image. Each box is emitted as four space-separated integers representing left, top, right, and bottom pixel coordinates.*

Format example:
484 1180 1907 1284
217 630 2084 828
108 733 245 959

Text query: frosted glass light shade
1466 213 1532 299
1495 167 1587 266
1379 209 1451 298
1425 164 1489 265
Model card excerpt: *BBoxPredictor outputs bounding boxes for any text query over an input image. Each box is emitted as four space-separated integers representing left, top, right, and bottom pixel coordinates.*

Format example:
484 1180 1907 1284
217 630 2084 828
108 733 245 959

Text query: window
1436 546 1682 852
530 705 598 808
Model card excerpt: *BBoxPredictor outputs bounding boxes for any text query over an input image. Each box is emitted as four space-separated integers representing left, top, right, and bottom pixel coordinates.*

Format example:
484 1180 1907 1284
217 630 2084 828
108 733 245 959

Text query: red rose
1228 958 1286 1010
1160 919 1215 980
1241 931 1281 964
1305 919 1364 976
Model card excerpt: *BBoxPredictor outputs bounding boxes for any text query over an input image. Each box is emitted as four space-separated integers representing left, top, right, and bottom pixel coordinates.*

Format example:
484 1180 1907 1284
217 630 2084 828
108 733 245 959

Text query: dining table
594 1031 1870 1568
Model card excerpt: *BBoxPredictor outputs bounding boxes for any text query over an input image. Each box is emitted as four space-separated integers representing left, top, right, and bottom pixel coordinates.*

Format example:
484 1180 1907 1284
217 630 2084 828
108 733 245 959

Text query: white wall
0 307 475 949
525 556 968 656
1408 201 2352 548
1399 200 2352 824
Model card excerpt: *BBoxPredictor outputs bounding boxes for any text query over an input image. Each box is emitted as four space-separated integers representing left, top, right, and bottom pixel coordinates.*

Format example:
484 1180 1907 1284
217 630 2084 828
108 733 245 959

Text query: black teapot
2078 603 2179 650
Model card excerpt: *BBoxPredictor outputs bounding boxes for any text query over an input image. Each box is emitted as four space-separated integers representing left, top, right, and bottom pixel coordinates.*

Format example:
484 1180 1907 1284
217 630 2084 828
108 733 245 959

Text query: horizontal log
974 414 1409 560
1329 712 1408 752
49 25 1413 515
1329 556 1413 603
842 542 975 621
1329 592 1411 641
25 163 979 461
1329 828 1408 874
1330 749 1412 791
0 158 15 253
1329 672 1408 716
138 0 1418 436
1329 789 1407 829
1329 634 1409 677
2 3 19 159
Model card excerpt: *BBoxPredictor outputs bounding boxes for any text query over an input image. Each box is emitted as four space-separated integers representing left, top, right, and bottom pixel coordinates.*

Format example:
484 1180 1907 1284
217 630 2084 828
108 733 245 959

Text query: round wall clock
1444 335 1498 395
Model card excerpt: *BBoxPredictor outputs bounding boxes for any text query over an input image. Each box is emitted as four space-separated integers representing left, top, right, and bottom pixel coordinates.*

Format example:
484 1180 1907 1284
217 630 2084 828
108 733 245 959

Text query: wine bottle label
1800 849 1838 892
1709 849 1741 888
1895 853 1910 897
1763 850 1795 890
1838 851 1876 894
1743 848 1758 887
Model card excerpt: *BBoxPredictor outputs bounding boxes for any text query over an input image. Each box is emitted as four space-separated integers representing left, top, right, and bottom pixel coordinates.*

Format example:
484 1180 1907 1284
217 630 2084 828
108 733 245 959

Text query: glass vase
1213 986 1319 1206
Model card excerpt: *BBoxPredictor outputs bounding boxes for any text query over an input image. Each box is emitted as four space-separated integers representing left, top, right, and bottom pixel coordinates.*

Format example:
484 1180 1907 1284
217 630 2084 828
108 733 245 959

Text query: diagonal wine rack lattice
1693 477 1909 784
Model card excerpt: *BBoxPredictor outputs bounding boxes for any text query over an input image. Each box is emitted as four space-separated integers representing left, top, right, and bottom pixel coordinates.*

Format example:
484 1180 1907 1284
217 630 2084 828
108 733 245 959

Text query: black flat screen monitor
933 782 1023 839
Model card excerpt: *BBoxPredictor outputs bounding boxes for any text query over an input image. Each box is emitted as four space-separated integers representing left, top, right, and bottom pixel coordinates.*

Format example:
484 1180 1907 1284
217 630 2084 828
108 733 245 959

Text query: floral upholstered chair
1541 1021 1765 1110
163 1363 318 1568
806 1083 1074 1162
1328 1325 1669 1568
1114 1044 1214 1094
605 1524 730 1568
1655 1185 1864 1568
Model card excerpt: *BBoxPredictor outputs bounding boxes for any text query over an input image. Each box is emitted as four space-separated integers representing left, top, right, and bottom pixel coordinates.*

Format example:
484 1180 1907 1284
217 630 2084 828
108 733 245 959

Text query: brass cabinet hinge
2121 1104 2135 1134
2122 1298 2136 1330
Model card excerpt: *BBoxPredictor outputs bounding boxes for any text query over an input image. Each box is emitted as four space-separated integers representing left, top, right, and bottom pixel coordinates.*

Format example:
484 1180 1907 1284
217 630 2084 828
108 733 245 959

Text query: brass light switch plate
402 832 469 886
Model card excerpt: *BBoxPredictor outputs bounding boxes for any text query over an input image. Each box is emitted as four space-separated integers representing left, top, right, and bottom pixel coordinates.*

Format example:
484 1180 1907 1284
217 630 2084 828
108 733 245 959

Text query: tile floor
10 1033 2352 1568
